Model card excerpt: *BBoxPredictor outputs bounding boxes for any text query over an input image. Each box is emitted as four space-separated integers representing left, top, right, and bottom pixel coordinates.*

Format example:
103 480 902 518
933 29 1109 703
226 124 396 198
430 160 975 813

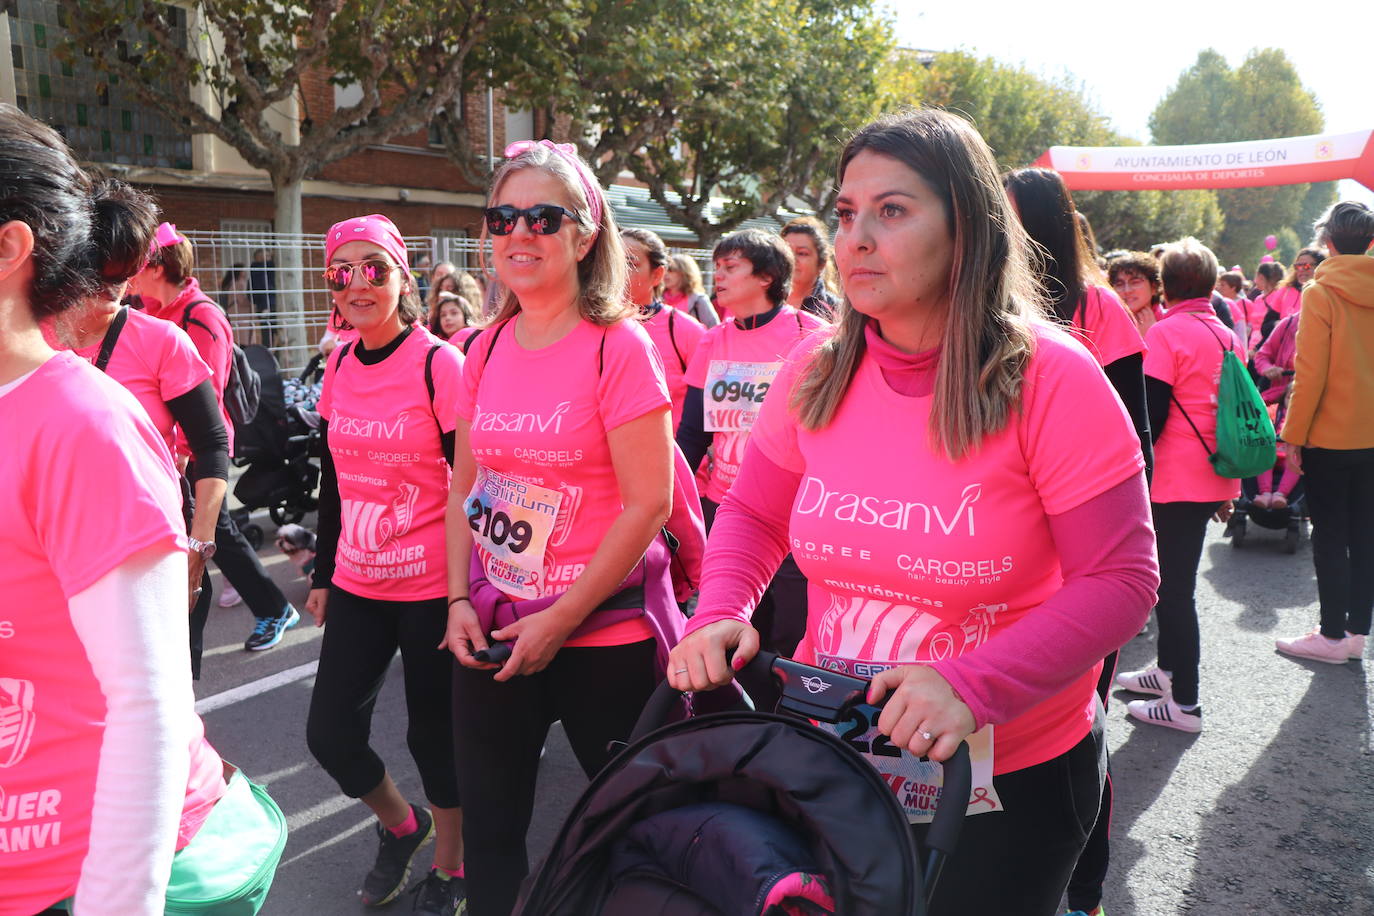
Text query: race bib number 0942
703 360 781 432
466 467 562 599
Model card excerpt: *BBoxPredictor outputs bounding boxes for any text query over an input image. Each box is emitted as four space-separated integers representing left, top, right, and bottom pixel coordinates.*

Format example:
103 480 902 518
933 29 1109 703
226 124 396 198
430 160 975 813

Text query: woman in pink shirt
622 227 707 430
1108 251 1165 338
0 104 228 916
676 229 827 662
1003 165 1151 916
441 141 680 916
663 252 719 326
304 215 467 915
1251 312 1302 508
669 110 1158 915
56 183 230 681
1116 238 1241 732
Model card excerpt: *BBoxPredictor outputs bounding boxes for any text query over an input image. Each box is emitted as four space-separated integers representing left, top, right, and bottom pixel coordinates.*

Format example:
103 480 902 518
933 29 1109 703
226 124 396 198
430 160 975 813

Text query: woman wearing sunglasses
305 215 468 915
443 140 678 916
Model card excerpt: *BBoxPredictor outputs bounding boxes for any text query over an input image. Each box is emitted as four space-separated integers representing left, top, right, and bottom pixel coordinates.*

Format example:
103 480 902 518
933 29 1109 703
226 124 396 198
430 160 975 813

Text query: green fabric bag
1172 317 1277 480
163 768 288 915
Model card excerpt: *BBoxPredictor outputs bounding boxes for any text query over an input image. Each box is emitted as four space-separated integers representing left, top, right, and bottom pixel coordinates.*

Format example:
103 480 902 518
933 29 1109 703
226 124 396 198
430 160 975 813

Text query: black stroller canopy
516 711 926 916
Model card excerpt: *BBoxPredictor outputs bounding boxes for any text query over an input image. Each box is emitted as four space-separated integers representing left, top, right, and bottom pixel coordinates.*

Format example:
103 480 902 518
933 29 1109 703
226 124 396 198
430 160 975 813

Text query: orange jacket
1281 256 1374 449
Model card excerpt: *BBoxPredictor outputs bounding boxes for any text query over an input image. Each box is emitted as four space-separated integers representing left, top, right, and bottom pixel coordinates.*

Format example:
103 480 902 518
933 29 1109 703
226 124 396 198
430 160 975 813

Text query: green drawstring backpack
1171 316 1277 480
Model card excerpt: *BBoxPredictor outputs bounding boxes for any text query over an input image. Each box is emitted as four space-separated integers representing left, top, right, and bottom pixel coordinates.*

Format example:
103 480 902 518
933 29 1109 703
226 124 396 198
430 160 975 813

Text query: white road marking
195 660 319 715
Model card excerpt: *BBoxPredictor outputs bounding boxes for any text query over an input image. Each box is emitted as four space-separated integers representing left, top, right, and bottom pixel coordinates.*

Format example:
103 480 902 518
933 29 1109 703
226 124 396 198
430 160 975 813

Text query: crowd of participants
4 98 1373 916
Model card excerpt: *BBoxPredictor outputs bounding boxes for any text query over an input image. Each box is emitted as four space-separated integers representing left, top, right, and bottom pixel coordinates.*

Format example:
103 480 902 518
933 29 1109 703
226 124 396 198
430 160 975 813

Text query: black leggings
915 715 1106 916
452 639 658 916
1065 652 1118 912
1152 500 1222 707
306 587 459 808
1303 446 1374 639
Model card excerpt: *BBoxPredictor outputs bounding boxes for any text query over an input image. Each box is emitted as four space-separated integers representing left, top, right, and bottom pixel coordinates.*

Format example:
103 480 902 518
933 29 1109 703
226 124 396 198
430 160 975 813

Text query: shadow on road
1200 539 1317 634
1182 662 1373 913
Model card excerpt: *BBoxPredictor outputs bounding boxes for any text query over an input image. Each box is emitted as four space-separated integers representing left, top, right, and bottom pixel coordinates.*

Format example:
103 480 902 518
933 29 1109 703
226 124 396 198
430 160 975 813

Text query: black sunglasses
322 258 395 292
484 204 582 236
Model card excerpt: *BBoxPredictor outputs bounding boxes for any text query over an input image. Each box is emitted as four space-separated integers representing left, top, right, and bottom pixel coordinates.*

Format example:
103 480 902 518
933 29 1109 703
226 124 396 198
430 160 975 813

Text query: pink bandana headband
325 214 410 270
504 140 604 229
147 221 186 263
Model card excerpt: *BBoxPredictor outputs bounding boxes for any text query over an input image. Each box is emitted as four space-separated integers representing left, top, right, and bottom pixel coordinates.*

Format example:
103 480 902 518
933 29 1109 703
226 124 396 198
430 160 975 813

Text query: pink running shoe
1275 630 1349 664
1346 633 1366 660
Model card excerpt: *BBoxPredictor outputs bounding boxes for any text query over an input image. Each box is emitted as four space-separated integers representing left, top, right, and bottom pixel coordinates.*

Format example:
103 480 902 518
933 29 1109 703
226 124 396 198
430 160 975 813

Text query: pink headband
148 221 186 262
325 214 410 271
503 140 604 229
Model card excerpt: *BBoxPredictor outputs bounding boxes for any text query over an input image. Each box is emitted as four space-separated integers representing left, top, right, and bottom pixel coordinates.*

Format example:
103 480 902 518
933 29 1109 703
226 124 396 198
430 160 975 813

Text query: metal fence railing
183 230 714 374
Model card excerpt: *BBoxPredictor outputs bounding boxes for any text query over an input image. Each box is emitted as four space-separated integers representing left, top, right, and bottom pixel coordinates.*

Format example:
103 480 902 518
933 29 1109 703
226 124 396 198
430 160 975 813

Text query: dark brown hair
713 228 794 307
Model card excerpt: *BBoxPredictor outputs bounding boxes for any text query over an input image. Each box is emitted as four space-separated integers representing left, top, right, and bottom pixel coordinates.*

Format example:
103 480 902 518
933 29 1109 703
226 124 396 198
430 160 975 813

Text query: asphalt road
194 511 1373 915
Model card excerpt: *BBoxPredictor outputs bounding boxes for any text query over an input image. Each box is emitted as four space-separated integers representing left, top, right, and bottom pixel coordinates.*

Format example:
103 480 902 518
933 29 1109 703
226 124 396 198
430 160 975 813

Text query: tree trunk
273 176 307 361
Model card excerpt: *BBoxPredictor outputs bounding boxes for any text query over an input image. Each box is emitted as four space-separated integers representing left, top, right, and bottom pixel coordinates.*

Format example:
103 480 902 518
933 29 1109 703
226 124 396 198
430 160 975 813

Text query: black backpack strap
460 330 482 356
598 328 607 376
665 307 686 372
1170 392 1212 458
180 299 220 341
93 306 130 373
424 343 440 403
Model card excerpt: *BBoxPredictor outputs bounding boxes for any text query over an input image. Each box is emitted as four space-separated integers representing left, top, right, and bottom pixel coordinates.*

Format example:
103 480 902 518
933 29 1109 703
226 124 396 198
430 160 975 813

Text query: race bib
466 466 562 599
702 360 781 432
822 705 1002 823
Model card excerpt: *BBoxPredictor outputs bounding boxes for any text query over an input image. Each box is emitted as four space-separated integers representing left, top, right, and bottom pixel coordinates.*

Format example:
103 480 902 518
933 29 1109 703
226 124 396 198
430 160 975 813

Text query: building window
505 108 534 144
432 229 473 270
9 0 193 169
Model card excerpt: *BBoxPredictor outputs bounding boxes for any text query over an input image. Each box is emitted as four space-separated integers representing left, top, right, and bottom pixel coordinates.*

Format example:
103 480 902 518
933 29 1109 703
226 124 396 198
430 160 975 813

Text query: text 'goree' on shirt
684 305 826 503
456 318 670 603
749 323 1144 774
317 325 464 601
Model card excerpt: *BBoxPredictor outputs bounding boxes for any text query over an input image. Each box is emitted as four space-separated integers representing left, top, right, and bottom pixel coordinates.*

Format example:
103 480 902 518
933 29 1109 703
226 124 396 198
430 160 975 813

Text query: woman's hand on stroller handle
867 665 976 764
668 619 760 693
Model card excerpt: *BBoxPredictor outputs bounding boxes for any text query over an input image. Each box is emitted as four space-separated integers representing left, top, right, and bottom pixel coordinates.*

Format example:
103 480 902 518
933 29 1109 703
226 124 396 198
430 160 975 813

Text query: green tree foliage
1149 48 1335 266
500 0 892 247
56 0 508 353
878 51 1224 253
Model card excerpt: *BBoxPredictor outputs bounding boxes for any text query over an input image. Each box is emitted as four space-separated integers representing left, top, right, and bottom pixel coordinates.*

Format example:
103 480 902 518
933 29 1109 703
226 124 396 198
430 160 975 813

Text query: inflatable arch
1034 129 1374 192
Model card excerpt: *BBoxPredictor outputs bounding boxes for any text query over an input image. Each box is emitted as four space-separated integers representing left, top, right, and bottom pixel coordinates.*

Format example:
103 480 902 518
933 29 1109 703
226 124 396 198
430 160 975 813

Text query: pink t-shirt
685 306 826 503
317 327 464 601
745 324 1143 775
1265 285 1302 320
72 308 211 454
0 353 225 915
1143 298 1242 504
449 326 480 350
1069 285 1146 367
145 280 235 457
641 306 706 432
456 318 670 601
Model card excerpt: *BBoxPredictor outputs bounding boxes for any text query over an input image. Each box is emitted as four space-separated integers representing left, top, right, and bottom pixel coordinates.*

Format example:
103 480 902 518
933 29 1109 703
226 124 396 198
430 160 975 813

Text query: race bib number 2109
466 466 562 599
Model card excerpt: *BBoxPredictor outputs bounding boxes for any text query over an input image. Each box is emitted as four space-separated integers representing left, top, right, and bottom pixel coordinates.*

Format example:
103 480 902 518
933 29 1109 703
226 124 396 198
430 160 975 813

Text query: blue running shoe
244 606 300 651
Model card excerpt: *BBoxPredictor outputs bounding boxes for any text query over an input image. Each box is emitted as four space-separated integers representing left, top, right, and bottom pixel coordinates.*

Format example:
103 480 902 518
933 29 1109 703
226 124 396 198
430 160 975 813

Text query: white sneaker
1114 665 1172 697
218 584 243 608
1346 633 1367 659
1127 697 1202 733
1275 630 1349 665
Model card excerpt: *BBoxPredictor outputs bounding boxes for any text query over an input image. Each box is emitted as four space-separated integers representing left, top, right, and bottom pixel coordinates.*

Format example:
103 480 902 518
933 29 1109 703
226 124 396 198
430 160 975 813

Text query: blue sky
889 3 1374 207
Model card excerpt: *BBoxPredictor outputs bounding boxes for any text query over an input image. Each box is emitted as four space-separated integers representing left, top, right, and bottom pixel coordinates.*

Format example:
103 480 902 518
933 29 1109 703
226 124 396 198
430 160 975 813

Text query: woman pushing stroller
670 110 1159 915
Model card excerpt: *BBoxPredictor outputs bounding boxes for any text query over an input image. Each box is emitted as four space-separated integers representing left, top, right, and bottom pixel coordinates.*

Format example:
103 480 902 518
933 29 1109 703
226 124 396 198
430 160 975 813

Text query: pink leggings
1257 463 1301 496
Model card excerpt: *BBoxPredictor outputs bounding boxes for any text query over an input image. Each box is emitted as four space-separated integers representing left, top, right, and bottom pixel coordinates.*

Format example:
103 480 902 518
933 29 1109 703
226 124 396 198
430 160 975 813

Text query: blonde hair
482 144 631 326
791 110 1045 461
666 253 706 295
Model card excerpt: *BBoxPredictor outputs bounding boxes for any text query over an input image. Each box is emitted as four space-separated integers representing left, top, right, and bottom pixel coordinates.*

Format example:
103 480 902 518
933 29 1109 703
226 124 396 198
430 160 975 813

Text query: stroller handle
629 649 973 890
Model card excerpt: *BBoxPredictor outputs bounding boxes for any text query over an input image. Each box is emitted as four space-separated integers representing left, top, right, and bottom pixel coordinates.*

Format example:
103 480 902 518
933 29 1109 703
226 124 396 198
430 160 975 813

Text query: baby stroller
1228 472 1308 553
515 651 971 916
230 346 322 547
